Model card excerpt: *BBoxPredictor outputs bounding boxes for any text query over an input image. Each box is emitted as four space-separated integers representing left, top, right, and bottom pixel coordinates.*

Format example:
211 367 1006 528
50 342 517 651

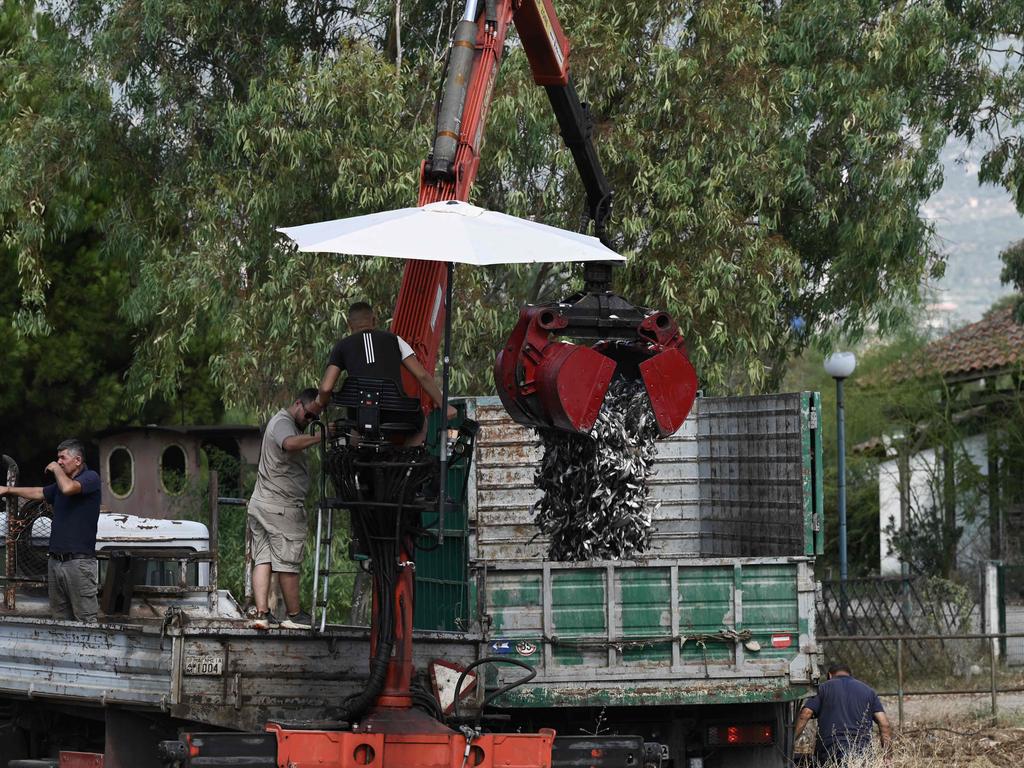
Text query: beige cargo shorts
247 498 308 573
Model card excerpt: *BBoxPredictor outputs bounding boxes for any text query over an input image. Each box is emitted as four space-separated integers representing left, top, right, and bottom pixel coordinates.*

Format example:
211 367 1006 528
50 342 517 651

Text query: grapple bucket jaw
495 306 616 433
497 341 616 433
494 295 698 436
639 348 698 435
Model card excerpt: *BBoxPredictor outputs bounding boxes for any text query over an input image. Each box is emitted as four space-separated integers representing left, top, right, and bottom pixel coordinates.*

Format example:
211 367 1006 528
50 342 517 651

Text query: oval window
160 445 188 495
108 447 134 498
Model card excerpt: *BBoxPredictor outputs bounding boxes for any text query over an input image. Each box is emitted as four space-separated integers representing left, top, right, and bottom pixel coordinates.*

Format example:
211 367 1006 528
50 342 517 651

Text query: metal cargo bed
467 393 824 562
479 557 817 707
0 601 478 731
462 392 823 708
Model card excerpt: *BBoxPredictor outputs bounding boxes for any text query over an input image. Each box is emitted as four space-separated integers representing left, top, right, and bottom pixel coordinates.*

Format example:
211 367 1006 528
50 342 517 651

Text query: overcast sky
923 139 1024 331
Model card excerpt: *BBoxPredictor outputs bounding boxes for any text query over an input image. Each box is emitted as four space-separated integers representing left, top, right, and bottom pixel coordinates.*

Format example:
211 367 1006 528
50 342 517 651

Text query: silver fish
533 379 660 561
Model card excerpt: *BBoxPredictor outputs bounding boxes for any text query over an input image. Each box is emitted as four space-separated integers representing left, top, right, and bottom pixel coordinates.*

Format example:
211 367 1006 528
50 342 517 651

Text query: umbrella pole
437 261 454 545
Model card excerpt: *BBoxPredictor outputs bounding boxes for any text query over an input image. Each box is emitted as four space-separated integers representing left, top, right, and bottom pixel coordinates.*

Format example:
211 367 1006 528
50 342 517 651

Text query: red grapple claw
537 344 616 432
495 300 698 436
639 348 698 436
495 306 615 433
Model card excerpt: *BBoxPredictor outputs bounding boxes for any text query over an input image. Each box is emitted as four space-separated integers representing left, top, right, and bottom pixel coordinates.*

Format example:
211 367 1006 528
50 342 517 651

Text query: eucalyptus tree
2 0 1017 411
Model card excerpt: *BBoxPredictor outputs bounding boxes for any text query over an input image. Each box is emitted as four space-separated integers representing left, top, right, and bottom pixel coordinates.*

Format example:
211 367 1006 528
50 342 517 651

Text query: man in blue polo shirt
0 439 101 621
795 663 892 765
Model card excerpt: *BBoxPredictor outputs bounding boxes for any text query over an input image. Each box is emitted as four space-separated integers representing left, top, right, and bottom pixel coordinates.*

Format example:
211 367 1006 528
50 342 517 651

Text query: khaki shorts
247 498 308 573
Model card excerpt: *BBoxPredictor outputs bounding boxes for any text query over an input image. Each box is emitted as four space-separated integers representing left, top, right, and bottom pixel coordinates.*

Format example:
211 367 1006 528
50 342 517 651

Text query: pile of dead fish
533 379 660 561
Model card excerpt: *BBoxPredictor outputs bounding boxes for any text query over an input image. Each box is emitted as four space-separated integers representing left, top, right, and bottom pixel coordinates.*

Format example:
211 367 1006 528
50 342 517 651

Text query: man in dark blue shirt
795 663 892 765
0 439 101 621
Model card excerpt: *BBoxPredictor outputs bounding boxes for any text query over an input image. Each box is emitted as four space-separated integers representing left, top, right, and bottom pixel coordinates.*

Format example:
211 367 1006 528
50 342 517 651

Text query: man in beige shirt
248 388 320 629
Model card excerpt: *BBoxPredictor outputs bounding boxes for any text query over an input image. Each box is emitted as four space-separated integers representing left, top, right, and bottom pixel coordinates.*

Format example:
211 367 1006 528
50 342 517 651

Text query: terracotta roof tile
915 306 1024 381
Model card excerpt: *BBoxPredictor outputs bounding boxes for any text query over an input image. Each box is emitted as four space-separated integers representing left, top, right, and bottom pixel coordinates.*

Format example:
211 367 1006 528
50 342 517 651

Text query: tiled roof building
911 306 1024 382
888 303 1024 382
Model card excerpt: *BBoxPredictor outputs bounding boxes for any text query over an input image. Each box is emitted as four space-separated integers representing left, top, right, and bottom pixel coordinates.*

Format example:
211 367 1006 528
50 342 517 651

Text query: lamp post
824 352 856 613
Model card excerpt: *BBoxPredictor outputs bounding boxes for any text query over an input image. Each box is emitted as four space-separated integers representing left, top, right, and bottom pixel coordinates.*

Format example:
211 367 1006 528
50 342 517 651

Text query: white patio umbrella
278 199 625 562
277 199 624 265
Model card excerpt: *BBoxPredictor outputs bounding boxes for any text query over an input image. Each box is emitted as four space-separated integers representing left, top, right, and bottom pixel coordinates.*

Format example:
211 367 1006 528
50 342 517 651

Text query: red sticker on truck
770 634 792 649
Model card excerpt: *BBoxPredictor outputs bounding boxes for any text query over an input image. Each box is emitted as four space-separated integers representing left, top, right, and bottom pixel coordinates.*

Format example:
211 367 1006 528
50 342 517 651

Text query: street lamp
824 352 856 597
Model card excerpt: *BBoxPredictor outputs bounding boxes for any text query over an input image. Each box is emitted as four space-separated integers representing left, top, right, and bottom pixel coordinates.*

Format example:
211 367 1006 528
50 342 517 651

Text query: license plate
184 654 224 676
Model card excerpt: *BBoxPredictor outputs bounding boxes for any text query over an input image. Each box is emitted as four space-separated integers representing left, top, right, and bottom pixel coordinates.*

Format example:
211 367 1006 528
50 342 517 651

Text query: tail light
706 723 774 747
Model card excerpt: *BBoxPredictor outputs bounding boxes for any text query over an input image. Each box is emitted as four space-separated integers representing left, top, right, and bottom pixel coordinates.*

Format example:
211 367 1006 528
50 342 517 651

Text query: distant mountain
922 140 1024 327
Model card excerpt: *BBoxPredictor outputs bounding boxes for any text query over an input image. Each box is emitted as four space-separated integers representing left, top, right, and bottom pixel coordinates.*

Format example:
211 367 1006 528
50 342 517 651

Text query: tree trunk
942 441 957 578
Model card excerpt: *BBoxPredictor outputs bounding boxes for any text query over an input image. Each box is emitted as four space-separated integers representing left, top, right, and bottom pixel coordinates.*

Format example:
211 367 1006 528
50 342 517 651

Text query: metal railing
819 632 1024 726
0 471 241 613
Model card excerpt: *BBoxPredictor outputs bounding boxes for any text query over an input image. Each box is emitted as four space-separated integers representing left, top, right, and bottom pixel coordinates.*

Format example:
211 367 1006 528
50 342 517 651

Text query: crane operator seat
331 376 424 443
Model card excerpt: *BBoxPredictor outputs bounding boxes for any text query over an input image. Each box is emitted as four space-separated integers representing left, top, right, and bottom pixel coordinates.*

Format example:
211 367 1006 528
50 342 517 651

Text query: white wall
878 433 990 576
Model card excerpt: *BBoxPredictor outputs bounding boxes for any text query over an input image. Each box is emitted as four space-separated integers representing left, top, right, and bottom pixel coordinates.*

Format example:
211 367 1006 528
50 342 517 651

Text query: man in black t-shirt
309 301 456 445
0 438 101 621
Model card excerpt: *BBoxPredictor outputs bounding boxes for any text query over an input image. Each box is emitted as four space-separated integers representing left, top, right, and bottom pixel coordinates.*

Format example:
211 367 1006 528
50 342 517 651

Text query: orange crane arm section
390 0 572 405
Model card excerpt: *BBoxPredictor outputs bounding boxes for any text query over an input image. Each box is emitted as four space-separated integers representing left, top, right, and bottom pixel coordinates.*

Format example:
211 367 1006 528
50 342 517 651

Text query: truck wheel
8 760 59 767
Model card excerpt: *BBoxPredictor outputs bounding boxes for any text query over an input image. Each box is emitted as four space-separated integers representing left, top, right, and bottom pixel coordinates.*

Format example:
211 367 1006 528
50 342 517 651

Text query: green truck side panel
620 568 671 664
743 564 799 659
483 558 813 708
414 408 471 631
551 569 606 666
813 391 825 555
680 567 733 662
488 573 542 626
499 683 815 708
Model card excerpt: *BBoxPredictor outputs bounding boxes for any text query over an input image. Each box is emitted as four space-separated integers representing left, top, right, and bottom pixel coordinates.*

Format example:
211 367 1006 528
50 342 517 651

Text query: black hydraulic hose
342 632 393 719
309 419 328 499
392 470 410 547
324 444 439 721
340 514 396 720
452 656 537 721
341 456 423 719
342 643 393 720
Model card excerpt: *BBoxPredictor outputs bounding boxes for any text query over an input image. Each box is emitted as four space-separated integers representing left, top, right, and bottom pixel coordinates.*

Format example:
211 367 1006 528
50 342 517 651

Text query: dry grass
887 724 1024 768
796 695 1024 767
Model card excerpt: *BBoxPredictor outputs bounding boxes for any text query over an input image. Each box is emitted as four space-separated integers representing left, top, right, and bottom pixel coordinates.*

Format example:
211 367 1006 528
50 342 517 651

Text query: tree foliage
1 0 1018 414
0 1 222 477
940 3 1024 211
0 1 133 480
1000 237 1024 321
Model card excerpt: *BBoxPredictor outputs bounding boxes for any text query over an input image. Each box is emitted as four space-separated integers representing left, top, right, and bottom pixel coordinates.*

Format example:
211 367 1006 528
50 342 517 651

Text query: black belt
48 552 93 562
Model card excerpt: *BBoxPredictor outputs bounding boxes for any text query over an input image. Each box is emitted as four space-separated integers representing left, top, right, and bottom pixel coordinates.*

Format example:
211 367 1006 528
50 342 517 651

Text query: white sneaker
251 611 279 630
281 610 312 630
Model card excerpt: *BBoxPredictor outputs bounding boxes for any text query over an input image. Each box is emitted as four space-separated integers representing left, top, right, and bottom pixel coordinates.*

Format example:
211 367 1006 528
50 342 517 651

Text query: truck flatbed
0 594 477 731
